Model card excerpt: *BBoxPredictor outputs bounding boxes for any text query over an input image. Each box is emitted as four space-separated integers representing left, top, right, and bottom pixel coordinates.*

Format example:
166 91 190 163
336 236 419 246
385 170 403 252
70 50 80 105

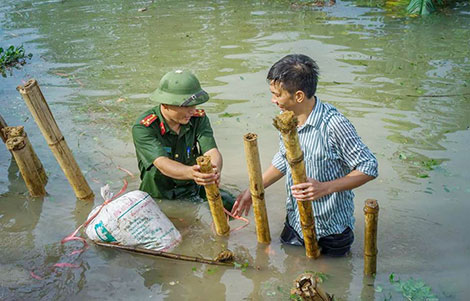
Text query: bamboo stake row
243 133 271 244
17 79 93 201
273 111 321 259
196 155 230 236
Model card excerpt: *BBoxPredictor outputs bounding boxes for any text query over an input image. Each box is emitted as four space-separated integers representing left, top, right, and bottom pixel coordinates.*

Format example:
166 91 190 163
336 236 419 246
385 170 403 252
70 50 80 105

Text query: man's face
269 81 297 111
162 105 197 125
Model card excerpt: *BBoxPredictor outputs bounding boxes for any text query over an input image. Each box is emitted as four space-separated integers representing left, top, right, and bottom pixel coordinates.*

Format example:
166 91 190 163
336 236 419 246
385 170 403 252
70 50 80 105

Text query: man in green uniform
132 70 222 201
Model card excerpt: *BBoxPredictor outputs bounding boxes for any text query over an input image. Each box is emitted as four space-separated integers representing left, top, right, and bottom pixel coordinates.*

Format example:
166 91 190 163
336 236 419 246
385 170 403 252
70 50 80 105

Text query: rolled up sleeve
196 116 218 154
271 135 287 174
328 114 378 178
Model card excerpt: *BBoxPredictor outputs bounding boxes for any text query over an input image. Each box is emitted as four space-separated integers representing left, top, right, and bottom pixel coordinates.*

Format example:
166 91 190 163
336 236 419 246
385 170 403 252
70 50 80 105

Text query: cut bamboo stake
3 126 48 186
0 114 8 144
196 155 230 236
243 133 271 244
273 111 320 259
364 199 379 276
6 135 46 197
290 273 333 301
17 79 93 201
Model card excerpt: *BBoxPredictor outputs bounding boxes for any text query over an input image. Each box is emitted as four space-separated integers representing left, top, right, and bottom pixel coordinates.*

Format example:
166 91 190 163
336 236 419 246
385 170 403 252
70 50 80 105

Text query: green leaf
233 262 242 269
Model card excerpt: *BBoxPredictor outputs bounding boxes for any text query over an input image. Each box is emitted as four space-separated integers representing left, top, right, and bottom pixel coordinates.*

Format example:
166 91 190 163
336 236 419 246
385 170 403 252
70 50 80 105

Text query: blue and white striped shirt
272 98 378 239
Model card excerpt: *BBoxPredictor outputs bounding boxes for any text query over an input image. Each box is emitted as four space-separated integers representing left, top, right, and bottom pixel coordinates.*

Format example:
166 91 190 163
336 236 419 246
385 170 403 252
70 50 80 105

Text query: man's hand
191 164 218 186
291 177 330 202
231 189 252 217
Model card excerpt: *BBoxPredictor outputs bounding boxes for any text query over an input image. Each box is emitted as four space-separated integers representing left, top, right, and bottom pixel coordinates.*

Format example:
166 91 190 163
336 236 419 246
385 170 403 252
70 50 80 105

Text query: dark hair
267 54 319 98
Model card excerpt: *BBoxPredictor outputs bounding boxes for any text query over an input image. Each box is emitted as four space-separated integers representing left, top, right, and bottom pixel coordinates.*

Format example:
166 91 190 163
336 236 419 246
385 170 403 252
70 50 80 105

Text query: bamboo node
6 136 26 151
47 136 65 147
287 153 304 166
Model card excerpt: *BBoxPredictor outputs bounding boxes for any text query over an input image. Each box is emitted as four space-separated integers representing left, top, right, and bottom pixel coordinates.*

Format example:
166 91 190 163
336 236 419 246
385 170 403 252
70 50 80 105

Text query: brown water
1 0 469 300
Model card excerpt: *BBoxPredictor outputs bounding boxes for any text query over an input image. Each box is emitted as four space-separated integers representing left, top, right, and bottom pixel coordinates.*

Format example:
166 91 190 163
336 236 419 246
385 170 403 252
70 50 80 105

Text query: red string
60 180 128 253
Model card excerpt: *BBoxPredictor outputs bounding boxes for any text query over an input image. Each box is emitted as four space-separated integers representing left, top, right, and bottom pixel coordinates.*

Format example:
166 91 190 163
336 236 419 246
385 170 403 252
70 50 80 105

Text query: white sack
85 190 181 251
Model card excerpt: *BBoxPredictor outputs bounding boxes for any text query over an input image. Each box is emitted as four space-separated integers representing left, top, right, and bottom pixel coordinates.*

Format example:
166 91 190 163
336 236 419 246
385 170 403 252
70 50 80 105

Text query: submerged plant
0 45 33 77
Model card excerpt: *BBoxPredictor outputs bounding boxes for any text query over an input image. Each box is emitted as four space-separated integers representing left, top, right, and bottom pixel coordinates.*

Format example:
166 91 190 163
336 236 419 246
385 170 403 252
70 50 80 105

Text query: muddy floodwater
1 0 469 300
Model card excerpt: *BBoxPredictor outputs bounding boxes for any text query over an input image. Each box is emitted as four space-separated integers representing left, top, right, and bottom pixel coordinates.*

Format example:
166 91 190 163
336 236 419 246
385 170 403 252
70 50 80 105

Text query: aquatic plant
0 45 32 77
406 0 444 15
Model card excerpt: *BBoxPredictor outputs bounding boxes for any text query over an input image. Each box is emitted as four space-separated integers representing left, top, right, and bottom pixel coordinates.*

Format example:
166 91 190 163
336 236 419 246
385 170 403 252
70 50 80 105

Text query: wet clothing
280 217 354 256
132 105 217 200
272 97 378 250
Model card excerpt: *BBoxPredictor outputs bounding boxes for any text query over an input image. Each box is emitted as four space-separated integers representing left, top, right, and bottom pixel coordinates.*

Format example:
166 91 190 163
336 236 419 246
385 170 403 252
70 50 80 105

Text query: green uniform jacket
132 105 217 200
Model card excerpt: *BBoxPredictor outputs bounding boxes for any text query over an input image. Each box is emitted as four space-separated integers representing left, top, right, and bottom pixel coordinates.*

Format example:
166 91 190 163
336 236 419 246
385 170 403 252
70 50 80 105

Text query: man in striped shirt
231 54 378 256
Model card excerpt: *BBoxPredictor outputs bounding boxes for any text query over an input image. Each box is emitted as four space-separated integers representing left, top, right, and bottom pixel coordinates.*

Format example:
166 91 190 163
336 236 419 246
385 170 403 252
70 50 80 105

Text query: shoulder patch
192 109 205 117
140 114 158 127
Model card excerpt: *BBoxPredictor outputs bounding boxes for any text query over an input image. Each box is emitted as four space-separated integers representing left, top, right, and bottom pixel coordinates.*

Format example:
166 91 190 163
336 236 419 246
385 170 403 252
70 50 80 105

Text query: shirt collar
154 105 192 136
301 96 323 130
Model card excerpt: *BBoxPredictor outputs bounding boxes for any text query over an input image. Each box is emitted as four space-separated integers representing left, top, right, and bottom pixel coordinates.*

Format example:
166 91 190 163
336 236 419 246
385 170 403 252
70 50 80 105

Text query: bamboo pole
273 111 320 259
94 241 234 266
17 79 93 201
3 126 48 185
243 133 271 244
6 135 46 197
364 199 379 276
196 155 230 236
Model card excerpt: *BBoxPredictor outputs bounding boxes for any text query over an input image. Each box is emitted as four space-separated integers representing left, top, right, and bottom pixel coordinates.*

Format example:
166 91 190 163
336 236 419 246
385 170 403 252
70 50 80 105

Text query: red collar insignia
192 109 205 117
159 121 166 135
140 114 157 127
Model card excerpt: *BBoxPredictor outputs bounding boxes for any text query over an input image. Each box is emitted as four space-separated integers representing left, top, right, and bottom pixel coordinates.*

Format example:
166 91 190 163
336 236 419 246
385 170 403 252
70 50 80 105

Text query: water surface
1 0 469 299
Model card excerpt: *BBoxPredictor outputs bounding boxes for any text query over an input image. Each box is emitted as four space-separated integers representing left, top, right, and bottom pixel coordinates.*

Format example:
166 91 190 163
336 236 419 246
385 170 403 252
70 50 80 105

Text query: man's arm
292 112 378 201
231 164 284 217
291 170 374 201
153 156 217 186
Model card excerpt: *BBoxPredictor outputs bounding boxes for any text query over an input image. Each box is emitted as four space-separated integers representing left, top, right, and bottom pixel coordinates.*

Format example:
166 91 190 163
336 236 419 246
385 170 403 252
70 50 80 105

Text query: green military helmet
149 70 209 106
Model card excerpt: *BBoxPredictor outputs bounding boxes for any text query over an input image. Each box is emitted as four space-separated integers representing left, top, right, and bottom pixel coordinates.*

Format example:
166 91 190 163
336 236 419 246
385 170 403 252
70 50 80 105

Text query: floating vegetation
219 112 241 118
397 152 443 179
376 273 439 300
0 45 32 77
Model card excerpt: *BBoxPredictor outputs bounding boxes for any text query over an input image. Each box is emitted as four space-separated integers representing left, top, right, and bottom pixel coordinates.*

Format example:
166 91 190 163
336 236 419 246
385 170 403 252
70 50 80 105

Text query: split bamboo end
273 111 298 133
16 79 37 94
6 136 26 151
243 132 258 141
364 199 379 214
196 155 213 174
